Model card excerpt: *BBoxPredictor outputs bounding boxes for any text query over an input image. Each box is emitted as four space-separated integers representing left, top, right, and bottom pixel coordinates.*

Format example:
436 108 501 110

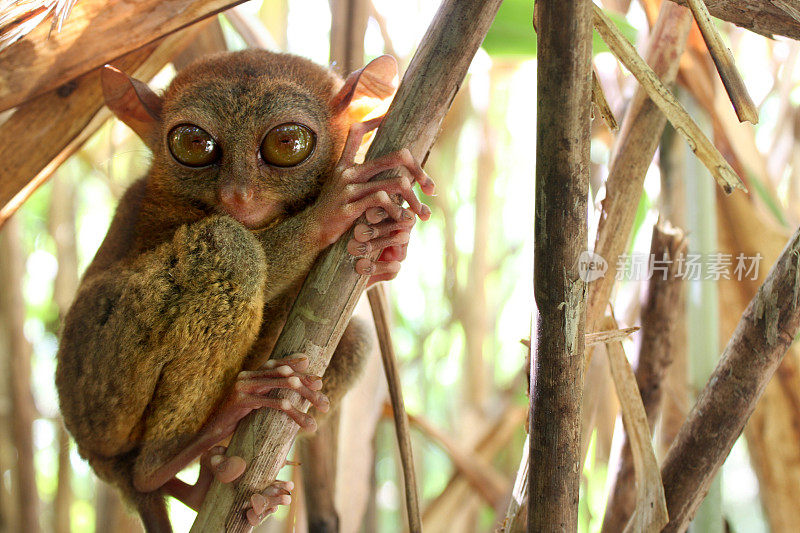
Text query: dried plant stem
592 4 746 194
685 0 758 123
602 316 668 533
592 70 619 130
367 285 420 532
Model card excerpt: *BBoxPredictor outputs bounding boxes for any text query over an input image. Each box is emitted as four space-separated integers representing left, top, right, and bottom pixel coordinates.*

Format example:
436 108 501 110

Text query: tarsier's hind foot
244 480 295 526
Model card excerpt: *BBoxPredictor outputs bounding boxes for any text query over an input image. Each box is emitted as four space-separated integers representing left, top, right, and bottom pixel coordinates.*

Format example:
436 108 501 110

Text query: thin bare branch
685 0 758 123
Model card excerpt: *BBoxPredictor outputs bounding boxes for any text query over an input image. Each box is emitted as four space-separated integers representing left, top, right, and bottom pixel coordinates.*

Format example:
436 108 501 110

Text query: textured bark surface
528 0 592 530
601 224 687 533
660 224 800 531
668 0 800 40
190 1 503 530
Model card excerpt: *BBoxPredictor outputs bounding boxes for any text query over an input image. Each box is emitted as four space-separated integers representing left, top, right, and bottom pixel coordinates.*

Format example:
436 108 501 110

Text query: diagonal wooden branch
189 0 503 530
685 0 758 123
660 224 800 531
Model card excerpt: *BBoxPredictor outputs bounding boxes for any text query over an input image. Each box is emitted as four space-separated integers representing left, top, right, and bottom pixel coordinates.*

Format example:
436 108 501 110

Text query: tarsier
55 49 434 532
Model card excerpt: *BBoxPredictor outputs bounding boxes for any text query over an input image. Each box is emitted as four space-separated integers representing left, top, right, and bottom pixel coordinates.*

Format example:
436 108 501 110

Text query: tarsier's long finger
348 148 436 195
264 353 309 372
237 371 329 411
348 231 410 258
245 394 318 431
349 191 405 222
353 219 414 244
350 176 430 219
262 354 324 391
355 257 401 278
337 116 384 168
378 244 409 263
246 480 295 526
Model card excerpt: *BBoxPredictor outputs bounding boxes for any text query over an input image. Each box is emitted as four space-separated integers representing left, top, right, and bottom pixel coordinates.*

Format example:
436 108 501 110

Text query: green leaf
482 1 638 59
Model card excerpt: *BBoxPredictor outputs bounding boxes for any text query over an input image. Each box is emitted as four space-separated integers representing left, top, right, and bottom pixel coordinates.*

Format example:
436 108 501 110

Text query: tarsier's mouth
219 201 279 230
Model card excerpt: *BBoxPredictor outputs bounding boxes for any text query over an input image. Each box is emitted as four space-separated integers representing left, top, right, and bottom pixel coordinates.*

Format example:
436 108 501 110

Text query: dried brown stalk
592 4 745 194
585 326 639 346
602 223 687 533
660 224 800 530
602 316 668 533
667 0 800 41
587 2 692 333
592 70 619 131
529 0 592 529
685 0 758 123
190 1 503 529
367 285 421 533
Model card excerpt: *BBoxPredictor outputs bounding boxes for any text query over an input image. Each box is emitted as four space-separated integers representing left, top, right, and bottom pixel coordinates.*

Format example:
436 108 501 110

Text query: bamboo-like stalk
685 0 758 123
190 1 503 530
592 4 746 194
367 285 421 533
529 0 592 529
659 223 800 530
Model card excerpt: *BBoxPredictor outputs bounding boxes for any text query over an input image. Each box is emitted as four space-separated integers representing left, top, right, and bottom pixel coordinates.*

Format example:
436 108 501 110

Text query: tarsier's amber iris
168 125 221 167
260 123 316 167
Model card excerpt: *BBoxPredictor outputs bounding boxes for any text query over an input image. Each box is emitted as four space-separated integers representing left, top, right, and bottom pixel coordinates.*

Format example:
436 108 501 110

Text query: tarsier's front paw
312 117 435 285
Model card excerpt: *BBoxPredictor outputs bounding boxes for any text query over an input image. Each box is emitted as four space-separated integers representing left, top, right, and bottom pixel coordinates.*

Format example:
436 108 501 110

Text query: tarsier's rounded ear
101 65 163 147
330 55 399 117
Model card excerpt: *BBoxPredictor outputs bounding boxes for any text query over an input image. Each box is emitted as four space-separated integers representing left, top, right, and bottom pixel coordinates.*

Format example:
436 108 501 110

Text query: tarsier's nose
218 183 273 229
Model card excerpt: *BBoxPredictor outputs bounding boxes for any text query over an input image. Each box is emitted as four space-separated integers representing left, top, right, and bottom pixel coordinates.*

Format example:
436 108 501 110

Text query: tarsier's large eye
260 123 316 167
168 124 221 167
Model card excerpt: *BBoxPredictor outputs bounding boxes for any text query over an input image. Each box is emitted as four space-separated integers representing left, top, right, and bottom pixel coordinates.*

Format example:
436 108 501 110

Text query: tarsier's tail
132 490 171 533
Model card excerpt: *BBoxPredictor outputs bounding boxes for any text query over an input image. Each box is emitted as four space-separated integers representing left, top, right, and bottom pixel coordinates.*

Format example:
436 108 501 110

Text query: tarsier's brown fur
55 50 422 531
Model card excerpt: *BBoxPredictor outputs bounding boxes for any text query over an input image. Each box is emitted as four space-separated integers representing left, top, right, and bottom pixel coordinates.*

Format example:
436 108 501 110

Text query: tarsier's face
151 51 347 230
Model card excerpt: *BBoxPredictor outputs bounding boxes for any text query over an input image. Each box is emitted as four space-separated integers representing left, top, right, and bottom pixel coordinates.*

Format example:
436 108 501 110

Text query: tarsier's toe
245 480 295 526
